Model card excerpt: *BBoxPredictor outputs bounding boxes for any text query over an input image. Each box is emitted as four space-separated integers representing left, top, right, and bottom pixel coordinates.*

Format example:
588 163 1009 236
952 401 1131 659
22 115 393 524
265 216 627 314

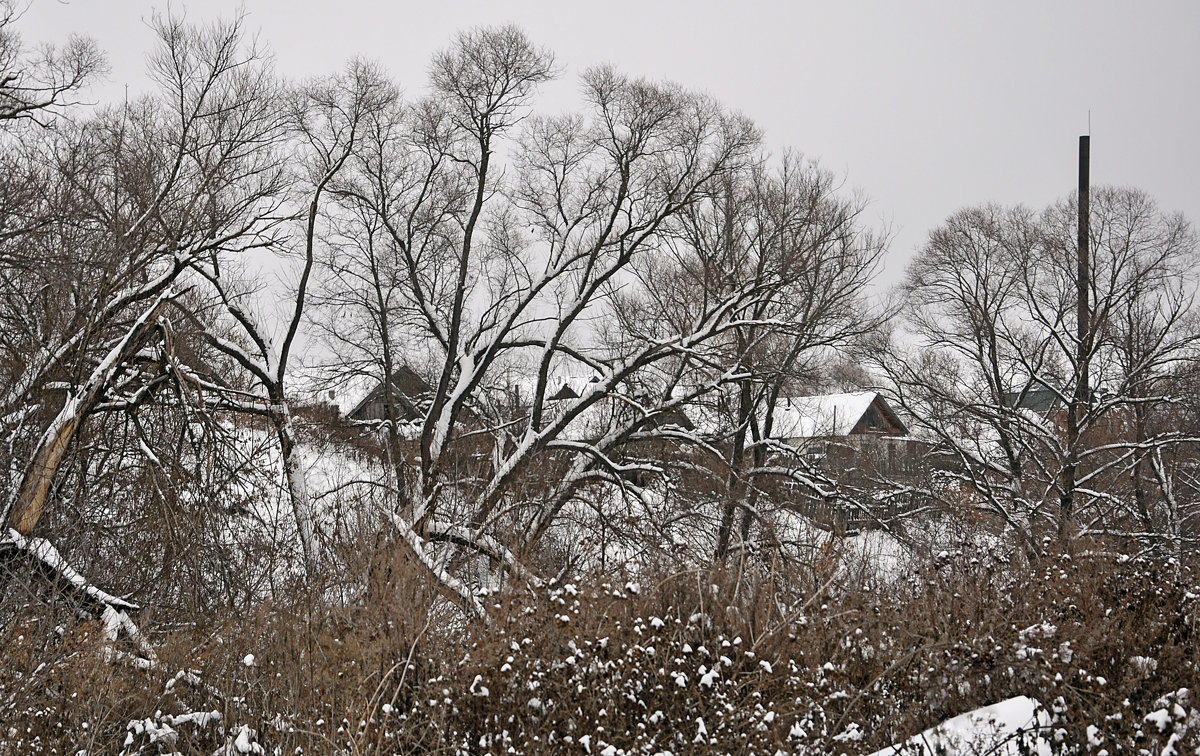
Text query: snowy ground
867 696 1052 756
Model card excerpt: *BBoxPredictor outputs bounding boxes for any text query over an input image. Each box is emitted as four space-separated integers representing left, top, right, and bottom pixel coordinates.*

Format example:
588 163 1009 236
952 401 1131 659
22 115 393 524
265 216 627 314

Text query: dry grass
2 544 1198 754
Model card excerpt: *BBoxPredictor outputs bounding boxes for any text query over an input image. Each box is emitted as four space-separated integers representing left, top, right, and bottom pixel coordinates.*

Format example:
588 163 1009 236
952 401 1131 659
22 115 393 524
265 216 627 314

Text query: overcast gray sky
20 0 1200 286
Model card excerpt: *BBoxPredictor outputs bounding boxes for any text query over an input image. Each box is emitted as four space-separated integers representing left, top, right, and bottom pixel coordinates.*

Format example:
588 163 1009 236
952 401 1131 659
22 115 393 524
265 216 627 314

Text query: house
685 390 906 442
553 378 696 441
545 374 600 403
346 365 433 423
769 390 914 474
769 391 923 532
772 391 908 442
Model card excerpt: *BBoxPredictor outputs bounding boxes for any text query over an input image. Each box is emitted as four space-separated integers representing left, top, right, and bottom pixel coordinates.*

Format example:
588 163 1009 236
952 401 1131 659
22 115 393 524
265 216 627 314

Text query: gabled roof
347 365 432 422
504 371 604 406
683 390 909 440
773 391 908 439
548 383 580 401
547 374 600 402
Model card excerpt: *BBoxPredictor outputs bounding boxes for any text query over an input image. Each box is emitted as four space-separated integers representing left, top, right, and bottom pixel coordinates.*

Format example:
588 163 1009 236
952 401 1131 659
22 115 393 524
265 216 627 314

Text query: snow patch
867 696 1052 756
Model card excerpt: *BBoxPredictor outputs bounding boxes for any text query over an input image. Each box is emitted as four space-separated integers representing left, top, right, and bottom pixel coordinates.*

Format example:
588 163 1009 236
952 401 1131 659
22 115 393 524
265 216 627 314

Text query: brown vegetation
3 538 1197 754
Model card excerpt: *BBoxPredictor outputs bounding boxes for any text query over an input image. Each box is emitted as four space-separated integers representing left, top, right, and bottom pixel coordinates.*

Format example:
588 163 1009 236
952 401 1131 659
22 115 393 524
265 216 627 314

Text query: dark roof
1002 387 1065 414
548 383 580 401
646 404 695 432
854 395 908 436
347 365 433 422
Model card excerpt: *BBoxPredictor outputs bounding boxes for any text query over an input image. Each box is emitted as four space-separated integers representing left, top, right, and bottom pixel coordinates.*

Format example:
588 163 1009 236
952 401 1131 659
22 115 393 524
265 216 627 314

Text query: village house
346 365 433 423
771 391 912 473
765 391 922 532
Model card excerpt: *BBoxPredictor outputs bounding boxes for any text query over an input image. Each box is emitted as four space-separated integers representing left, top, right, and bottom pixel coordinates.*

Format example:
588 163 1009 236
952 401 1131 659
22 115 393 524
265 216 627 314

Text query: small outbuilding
346 366 433 423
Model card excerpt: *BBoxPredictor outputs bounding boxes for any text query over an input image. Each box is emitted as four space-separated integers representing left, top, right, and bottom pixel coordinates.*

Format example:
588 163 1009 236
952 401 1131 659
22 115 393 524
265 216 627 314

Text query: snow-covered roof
772 391 884 438
683 390 906 440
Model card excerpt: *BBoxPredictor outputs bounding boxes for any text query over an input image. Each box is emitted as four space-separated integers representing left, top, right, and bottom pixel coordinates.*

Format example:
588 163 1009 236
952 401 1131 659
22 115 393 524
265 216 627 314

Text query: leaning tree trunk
1 292 173 666
4 293 172 536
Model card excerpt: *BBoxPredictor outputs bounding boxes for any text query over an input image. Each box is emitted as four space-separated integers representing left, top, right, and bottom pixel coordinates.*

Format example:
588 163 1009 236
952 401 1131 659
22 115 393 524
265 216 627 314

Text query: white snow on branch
6 528 138 610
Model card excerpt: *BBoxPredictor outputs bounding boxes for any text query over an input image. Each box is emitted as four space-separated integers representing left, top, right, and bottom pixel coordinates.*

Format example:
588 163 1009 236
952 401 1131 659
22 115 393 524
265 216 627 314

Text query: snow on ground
843 527 910 583
773 506 917 585
867 696 1052 756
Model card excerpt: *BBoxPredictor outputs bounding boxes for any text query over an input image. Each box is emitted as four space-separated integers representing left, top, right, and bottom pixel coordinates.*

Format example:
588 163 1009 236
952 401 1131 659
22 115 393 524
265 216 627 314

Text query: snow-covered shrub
3 544 1197 753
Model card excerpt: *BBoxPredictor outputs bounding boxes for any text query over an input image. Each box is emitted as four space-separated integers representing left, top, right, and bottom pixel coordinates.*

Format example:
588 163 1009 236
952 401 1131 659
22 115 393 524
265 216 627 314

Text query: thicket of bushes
3 544 1196 754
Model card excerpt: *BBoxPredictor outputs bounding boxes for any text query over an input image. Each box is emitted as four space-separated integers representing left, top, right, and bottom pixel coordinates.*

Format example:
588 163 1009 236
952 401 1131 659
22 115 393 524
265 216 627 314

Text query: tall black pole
1060 135 1091 546
1076 136 1090 414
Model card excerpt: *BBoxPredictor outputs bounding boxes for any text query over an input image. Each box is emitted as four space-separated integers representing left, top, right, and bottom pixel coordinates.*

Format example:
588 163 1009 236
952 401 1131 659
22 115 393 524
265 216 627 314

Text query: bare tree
184 57 396 575
0 10 288 655
314 27 769 614
604 155 892 558
646 157 888 558
878 187 1200 556
306 70 430 502
0 0 105 125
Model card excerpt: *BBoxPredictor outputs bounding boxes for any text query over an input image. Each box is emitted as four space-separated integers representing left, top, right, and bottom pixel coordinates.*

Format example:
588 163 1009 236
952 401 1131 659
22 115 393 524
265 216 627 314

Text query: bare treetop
430 25 555 135
0 0 106 125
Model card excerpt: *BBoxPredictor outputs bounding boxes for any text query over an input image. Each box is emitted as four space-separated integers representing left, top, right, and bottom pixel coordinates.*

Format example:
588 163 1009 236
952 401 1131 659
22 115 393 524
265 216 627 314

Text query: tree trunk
273 402 318 575
715 378 753 560
4 293 171 536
